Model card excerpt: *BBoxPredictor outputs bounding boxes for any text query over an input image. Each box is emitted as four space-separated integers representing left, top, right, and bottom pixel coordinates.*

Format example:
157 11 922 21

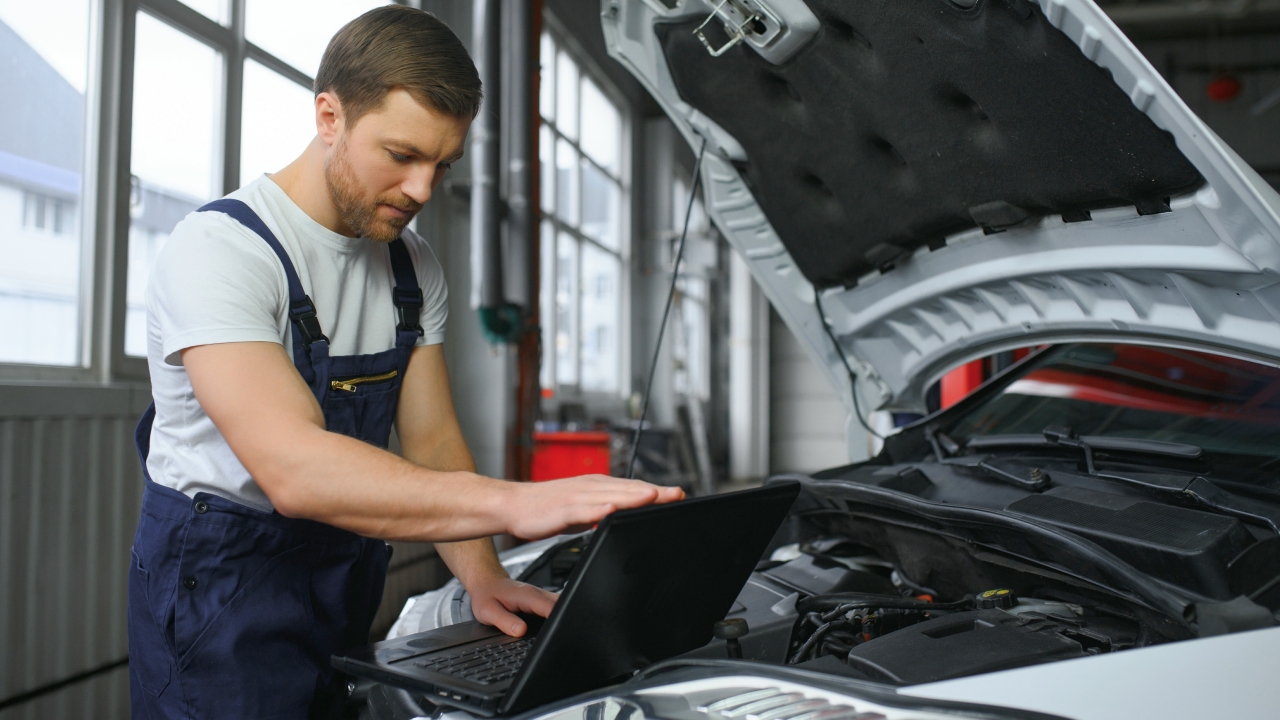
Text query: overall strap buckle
289 296 328 345
392 288 424 335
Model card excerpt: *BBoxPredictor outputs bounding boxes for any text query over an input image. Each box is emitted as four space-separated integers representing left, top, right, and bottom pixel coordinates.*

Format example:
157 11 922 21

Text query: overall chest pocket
328 369 398 394
322 369 402 446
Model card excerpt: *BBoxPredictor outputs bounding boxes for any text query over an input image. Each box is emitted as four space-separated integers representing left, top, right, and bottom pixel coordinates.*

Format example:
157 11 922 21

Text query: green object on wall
478 304 524 345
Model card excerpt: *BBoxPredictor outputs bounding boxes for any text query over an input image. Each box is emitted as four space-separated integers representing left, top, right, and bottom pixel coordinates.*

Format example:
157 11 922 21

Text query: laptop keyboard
414 638 533 685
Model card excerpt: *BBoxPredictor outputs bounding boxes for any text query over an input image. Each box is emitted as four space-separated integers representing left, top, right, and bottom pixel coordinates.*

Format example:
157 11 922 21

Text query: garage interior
0 0 1277 716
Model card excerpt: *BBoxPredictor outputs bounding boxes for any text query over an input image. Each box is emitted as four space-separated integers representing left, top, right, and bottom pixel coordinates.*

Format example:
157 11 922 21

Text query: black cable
813 292 884 441
788 594 976 664
627 140 707 479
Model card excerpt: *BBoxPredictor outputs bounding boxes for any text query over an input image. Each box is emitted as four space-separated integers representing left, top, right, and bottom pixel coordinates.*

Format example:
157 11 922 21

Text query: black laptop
332 482 801 716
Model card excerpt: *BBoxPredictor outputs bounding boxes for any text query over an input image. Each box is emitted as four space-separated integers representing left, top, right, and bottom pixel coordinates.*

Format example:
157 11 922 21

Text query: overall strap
199 199 328 382
387 237 424 349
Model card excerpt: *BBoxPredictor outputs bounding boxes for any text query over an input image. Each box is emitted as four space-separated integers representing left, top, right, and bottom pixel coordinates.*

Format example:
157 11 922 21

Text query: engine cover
841 609 1092 685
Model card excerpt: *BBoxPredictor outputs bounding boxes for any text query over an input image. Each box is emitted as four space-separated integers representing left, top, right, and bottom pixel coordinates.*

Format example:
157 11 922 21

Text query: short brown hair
315 5 482 127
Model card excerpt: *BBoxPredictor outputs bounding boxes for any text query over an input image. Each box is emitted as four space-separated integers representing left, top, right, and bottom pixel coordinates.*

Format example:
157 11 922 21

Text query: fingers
654 486 686 503
473 595 527 637
501 583 559 619
506 476 686 540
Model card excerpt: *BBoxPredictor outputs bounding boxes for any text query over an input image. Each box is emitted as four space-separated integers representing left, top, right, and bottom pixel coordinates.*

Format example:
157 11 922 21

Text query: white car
369 1 1280 718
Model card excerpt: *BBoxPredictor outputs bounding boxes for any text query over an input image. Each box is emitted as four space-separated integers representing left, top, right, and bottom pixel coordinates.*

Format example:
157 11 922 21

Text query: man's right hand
503 477 685 540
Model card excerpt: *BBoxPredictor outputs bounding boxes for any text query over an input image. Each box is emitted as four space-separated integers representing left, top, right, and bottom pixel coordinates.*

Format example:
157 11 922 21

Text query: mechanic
126 6 683 719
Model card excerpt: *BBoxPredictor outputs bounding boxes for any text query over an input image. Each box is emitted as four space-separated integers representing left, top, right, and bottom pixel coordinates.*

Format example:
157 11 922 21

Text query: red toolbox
530 431 612 481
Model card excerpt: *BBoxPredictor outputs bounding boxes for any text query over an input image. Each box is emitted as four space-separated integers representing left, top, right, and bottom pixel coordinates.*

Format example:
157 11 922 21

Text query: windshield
949 343 1280 459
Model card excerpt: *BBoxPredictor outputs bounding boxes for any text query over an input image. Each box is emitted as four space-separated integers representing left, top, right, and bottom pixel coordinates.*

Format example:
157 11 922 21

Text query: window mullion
575 237 584 388
245 43 314 90
138 0 235 51
222 0 247 195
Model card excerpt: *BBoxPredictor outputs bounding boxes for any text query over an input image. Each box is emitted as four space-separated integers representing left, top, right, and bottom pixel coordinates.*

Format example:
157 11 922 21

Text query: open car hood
603 0 1280 445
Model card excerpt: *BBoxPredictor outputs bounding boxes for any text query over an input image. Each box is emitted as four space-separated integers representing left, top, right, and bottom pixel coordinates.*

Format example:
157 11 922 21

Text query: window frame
539 15 633 401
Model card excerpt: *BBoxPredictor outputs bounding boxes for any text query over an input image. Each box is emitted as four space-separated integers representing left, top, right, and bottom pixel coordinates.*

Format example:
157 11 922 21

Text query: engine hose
788 594 976 664
789 619 842 664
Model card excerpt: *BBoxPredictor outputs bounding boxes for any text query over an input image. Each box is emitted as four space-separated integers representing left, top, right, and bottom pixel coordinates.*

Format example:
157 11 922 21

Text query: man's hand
505 477 685 540
468 574 560 637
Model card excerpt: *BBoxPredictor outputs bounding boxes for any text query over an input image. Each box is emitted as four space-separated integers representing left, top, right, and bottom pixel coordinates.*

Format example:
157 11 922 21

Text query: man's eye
439 162 452 172
389 152 411 163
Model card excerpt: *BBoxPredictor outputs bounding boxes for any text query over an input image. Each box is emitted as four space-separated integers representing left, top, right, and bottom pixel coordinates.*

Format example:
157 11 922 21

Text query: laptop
332 481 801 716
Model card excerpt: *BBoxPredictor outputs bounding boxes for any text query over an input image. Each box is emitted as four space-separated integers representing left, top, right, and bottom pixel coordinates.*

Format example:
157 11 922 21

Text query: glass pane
0 0 93 365
246 0 388 78
555 50 578 141
539 33 555 122
579 244 619 393
951 344 1280 460
240 60 314 187
580 162 620 251
555 138 578 226
579 77 620 175
555 232 578 387
126 13 223 357
539 220 555 392
540 124 554 214
182 0 229 25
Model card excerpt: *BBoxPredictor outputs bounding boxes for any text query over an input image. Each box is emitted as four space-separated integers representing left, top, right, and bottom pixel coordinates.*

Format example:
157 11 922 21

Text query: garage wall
0 384 147 720
767 308 857 475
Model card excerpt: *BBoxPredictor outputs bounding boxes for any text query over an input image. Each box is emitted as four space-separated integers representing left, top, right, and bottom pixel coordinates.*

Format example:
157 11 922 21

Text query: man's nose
402 167 435 205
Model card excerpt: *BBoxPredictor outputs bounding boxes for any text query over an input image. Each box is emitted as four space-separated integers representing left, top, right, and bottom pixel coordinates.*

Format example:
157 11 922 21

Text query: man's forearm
258 422 514 542
435 537 507 587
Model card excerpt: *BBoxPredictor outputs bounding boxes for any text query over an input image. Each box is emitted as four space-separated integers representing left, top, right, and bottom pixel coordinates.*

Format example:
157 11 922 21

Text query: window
0 0 95 365
125 12 224 357
539 30 628 395
122 0 388 358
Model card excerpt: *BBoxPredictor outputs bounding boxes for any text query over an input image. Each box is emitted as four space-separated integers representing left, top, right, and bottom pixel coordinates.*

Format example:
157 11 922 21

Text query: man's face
324 89 470 242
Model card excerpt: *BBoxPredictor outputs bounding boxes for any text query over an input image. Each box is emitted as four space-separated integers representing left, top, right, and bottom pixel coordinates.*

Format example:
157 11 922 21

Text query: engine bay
508 459 1279 689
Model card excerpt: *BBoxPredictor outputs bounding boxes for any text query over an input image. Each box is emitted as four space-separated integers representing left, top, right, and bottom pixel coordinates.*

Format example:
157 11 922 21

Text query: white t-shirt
145 175 448 511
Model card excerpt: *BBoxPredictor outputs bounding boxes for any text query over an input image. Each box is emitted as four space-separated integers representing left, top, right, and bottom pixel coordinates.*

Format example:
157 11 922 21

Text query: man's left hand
468 575 559 637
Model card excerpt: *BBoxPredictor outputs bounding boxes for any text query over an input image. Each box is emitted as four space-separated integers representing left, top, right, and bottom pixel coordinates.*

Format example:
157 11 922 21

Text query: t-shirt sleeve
406 232 449 346
146 212 287 365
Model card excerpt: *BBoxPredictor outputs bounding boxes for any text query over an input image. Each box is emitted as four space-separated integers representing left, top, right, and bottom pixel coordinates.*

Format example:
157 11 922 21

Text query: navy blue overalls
128 199 425 719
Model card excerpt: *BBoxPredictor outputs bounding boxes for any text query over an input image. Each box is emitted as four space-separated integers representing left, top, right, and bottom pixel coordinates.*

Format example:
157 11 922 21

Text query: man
127 7 683 719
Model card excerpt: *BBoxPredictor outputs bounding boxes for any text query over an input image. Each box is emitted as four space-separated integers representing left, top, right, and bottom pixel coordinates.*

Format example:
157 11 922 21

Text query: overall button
193 501 209 514
183 577 198 590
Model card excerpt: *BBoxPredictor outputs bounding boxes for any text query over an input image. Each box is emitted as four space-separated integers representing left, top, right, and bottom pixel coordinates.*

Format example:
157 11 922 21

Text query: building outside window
0 1 95 366
539 28 629 397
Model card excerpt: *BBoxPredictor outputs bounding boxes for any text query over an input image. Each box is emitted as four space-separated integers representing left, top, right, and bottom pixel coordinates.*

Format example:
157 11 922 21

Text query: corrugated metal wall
0 384 149 720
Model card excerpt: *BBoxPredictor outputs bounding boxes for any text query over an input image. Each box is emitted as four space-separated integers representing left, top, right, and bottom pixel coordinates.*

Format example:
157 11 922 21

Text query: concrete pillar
728 251 769 482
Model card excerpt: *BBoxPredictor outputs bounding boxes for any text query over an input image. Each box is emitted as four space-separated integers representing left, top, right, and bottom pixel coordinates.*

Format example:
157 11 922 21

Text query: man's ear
315 91 344 147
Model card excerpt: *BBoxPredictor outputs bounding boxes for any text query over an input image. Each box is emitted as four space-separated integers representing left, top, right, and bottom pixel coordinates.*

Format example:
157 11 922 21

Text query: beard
324 138 423 243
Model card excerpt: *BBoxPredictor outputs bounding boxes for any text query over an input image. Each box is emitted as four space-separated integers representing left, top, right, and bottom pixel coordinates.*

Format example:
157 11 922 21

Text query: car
367 0 1280 718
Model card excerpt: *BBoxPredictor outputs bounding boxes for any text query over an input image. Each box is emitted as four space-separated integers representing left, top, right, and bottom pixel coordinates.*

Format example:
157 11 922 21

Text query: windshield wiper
1040 427 1280 532
968 426 1280 532
966 426 1202 471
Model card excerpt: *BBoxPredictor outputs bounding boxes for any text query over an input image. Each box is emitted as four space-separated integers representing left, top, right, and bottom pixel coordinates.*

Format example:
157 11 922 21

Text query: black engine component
515 536 590 591
1005 487 1255 598
842 609 1115 685
788 593 976 664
